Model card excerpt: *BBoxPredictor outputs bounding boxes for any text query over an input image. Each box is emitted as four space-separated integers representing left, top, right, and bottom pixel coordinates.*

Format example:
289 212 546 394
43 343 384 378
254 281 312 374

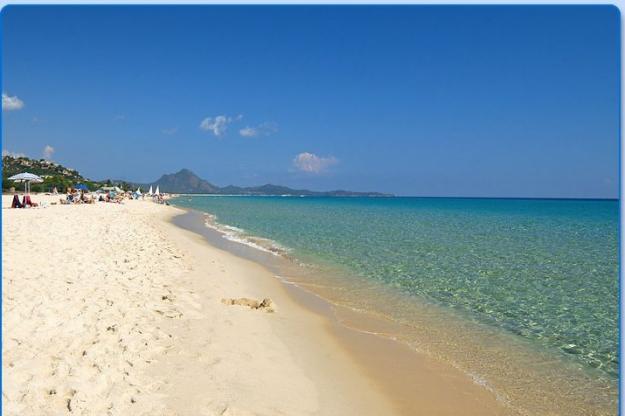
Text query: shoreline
169 203 617 416
146 203 400 415
3 195 615 415
2 195 511 415
168 207 518 416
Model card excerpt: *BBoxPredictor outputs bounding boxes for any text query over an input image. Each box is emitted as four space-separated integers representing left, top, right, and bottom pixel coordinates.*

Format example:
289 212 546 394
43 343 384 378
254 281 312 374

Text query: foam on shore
203 212 291 257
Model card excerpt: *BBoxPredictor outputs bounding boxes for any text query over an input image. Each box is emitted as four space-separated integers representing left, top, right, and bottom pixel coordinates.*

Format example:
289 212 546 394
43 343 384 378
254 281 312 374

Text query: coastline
2 195 515 415
2 196 397 415
168 208 517 416
150 203 400 415
4 195 614 415
168 202 618 416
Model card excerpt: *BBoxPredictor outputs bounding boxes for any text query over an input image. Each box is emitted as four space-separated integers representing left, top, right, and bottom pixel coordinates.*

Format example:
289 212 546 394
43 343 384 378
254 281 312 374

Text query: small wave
222 224 245 233
202 214 290 257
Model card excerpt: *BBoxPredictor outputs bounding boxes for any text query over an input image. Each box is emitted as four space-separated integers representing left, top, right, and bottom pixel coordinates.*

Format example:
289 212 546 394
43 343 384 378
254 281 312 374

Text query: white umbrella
155 186 160 196
135 187 142 195
148 185 153 196
9 172 43 194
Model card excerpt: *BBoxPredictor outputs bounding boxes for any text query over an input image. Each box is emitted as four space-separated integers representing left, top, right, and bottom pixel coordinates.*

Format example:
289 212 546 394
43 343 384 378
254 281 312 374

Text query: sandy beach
2 195 517 416
2 5 617 416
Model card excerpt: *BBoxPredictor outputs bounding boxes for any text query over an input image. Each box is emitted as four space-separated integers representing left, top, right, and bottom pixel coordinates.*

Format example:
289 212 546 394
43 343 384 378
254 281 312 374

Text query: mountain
140 169 392 197
2 155 393 196
3 157 392 197
146 169 220 194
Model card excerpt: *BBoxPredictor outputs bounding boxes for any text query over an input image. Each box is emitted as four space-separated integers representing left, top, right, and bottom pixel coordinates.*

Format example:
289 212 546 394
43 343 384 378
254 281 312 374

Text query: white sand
2 195 397 415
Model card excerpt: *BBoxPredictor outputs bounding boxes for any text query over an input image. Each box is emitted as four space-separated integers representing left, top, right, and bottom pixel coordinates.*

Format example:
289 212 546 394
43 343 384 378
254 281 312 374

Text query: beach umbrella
135 187 142 195
9 172 43 194
74 183 89 191
148 185 153 196
155 185 160 196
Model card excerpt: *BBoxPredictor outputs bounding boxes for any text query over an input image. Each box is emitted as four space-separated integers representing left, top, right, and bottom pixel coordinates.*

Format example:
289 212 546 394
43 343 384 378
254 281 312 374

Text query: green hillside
2 155 118 192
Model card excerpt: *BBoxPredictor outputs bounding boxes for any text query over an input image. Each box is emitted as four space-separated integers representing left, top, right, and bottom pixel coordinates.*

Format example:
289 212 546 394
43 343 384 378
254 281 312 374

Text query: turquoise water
171 196 619 380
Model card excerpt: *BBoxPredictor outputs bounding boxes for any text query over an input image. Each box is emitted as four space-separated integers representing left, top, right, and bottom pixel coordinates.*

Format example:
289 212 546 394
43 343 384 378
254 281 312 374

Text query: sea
171 195 619 415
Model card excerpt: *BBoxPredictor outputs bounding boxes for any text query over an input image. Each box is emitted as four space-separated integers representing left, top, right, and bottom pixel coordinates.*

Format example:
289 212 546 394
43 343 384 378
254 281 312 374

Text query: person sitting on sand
21 195 38 208
11 194 23 208
69 190 80 204
81 192 94 204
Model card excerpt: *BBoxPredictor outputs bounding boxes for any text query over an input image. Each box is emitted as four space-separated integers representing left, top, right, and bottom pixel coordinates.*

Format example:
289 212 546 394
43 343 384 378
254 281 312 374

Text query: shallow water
171 196 619 415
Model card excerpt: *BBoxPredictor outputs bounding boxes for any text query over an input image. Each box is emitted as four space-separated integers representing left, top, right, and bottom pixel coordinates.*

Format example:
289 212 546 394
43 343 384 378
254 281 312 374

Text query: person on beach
11 194 23 208
21 195 37 208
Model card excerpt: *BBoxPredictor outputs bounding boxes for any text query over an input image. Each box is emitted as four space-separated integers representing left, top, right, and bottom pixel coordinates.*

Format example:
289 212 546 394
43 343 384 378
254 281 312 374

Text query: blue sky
1 5 619 197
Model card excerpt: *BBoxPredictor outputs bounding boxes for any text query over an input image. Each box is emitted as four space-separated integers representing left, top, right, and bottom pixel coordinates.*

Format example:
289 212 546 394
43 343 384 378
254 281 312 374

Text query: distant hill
147 168 220 194
3 155 83 181
3 155 97 192
2 156 391 197
140 168 392 197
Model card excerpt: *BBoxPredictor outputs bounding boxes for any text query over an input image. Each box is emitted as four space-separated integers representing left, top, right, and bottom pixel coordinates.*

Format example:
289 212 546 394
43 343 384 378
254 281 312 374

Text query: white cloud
162 127 178 135
240 122 278 138
2 149 26 158
200 116 229 136
43 145 55 160
293 152 338 174
239 127 258 137
199 114 242 137
2 93 24 111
